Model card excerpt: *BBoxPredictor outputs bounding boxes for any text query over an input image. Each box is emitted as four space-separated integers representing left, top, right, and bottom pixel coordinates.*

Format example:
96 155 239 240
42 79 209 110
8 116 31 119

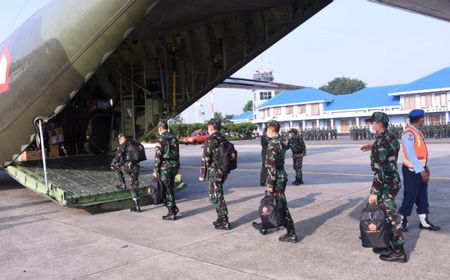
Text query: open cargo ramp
6 155 153 210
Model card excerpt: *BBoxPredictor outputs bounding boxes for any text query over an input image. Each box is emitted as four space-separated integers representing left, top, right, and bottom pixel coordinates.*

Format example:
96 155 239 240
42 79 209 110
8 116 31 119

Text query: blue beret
408 109 425 118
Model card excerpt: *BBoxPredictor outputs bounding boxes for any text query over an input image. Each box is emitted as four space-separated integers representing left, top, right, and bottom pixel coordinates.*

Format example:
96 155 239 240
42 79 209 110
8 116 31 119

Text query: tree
224 114 235 123
243 100 253 112
213 112 224 121
319 77 366 95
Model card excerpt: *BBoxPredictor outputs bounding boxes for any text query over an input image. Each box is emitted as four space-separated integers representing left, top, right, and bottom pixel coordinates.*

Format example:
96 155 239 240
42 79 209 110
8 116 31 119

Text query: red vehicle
183 130 209 144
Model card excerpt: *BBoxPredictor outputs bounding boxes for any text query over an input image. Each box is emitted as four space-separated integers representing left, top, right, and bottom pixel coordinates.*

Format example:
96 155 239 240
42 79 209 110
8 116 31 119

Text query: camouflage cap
290 128 298 134
266 119 281 129
365 112 389 124
207 118 221 129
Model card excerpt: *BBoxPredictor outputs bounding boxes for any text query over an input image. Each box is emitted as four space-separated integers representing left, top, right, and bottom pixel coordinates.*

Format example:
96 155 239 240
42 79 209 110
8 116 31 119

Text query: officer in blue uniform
399 109 440 231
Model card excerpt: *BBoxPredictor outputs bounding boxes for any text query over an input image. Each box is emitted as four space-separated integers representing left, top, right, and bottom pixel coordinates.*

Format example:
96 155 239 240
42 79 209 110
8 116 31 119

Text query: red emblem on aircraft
0 47 11 94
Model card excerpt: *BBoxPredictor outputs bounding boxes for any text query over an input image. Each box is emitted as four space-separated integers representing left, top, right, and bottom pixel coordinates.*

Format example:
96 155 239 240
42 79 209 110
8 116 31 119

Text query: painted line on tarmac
181 165 450 180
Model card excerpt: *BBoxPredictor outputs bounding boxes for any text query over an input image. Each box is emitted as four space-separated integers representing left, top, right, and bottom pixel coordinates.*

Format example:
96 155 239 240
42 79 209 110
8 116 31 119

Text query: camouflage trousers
274 181 295 230
208 168 228 217
260 152 267 186
115 164 140 199
159 167 177 210
292 154 304 181
377 186 404 246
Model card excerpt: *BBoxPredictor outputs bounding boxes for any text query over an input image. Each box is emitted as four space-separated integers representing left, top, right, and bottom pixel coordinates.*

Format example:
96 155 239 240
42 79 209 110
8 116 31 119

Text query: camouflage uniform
200 131 229 218
154 130 180 214
260 133 269 186
369 114 404 247
111 141 140 199
266 134 296 236
288 132 306 184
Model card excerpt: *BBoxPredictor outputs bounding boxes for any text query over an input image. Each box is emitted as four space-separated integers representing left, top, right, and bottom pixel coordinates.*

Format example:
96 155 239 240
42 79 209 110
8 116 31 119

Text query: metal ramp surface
6 155 153 208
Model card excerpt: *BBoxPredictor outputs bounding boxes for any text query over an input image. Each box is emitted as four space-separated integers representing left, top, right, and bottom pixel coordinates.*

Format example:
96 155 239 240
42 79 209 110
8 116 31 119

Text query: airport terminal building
232 67 450 133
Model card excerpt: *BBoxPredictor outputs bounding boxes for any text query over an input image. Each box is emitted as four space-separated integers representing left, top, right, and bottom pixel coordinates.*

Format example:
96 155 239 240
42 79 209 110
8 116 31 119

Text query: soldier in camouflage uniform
288 129 306 185
252 120 298 243
153 121 180 220
111 134 141 212
360 112 407 263
260 127 269 186
199 119 232 230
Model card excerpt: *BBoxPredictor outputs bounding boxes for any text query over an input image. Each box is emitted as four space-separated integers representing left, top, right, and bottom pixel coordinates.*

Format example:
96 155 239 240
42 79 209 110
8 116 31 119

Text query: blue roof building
390 67 450 96
231 111 253 123
257 88 334 110
231 67 450 133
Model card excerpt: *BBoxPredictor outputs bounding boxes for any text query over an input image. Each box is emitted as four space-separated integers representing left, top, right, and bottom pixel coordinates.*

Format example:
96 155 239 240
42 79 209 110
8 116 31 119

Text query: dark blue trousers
399 165 429 216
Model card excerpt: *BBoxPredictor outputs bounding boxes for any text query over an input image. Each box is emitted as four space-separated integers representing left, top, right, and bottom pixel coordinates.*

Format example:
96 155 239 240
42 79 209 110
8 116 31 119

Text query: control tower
252 69 277 124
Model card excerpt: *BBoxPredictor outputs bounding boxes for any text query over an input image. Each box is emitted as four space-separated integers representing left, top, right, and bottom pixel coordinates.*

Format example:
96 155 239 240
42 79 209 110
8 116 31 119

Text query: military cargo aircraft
0 0 328 209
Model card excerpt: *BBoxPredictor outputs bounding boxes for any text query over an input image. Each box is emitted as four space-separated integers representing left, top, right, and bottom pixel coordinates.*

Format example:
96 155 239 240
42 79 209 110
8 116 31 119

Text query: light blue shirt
402 125 425 174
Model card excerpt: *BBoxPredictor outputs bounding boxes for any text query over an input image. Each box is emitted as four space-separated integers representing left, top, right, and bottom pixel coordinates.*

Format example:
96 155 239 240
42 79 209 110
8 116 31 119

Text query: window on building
420 94 432 108
340 120 350 133
441 93 447 107
311 104 320 115
435 93 447 107
259 91 273 100
404 96 416 110
297 105 306 114
274 107 281 115
285 106 293 115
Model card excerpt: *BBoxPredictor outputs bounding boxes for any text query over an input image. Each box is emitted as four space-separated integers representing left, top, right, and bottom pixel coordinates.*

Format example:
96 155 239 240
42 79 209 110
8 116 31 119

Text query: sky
1 0 450 122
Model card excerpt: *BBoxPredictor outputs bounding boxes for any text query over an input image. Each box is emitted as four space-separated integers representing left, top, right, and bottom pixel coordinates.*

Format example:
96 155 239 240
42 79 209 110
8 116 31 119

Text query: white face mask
369 125 376 134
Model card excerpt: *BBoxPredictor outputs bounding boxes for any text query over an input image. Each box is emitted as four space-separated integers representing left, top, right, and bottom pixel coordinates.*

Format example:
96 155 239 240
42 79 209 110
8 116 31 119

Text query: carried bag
360 203 391 248
173 174 187 192
127 140 147 162
147 177 164 205
258 192 286 230
216 139 237 173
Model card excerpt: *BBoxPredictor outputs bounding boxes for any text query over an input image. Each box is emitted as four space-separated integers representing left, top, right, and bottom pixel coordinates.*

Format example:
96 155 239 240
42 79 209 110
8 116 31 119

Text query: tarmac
1 137 449 280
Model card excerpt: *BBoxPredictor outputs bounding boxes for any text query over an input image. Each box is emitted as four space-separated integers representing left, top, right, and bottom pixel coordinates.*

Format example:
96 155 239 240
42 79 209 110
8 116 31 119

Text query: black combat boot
116 181 127 190
291 179 300 186
298 176 304 185
379 244 407 263
401 215 408 232
252 222 267 235
162 208 177 220
130 198 142 213
418 214 440 231
215 215 231 230
372 247 391 255
279 227 298 243
212 209 222 226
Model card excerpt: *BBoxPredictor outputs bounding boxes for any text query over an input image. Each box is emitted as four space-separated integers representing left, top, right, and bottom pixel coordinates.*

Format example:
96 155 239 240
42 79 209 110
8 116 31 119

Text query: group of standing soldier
110 109 440 257
422 123 450 139
292 128 337 141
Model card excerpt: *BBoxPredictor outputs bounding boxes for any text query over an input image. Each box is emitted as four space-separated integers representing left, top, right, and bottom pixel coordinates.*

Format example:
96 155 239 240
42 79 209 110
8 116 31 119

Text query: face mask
369 125 376 134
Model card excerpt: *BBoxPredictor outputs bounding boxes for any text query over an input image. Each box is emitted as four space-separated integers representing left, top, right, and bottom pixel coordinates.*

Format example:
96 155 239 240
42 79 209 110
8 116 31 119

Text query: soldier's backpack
127 140 147 162
147 177 164 205
359 203 391 248
258 193 286 230
216 139 237 173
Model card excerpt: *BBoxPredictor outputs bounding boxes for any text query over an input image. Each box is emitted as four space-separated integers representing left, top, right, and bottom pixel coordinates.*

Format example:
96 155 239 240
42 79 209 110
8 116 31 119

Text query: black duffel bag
147 177 165 205
360 203 391 248
258 192 286 230
127 140 147 162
